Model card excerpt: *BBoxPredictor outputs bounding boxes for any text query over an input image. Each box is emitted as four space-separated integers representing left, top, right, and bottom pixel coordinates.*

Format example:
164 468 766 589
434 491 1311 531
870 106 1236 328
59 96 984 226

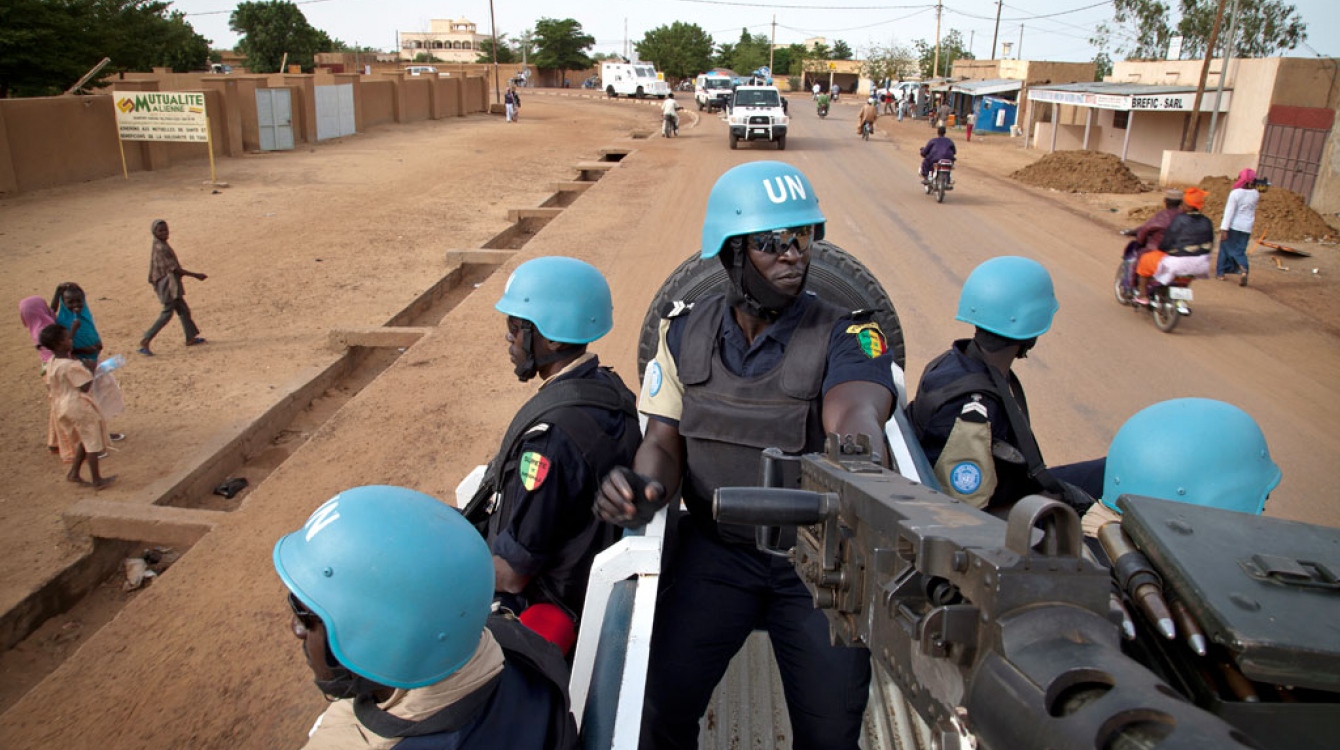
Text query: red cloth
519 603 576 655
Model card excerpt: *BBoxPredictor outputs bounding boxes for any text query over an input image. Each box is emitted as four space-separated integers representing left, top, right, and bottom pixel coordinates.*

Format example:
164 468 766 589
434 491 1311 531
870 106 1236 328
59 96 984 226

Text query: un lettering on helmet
762 175 807 204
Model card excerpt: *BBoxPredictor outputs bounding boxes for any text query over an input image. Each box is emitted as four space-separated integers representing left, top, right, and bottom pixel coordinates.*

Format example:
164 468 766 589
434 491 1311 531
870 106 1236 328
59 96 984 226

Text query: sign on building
1167 35 1184 61
113 91 209 142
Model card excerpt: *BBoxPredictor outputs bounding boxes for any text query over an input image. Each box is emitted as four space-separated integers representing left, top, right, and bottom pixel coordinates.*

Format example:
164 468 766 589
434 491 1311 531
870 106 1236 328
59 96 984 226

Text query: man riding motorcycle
661 95 682 137
816 91 831 117
920 125 956 182
857 97 878 136
1133 187 1212 305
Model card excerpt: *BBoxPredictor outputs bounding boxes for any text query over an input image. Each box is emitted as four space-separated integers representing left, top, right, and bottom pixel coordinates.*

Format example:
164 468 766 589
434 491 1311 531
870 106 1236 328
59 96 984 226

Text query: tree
861 43 917 84
716 29 770 75
636 22 714 80
1094 51 1114 81
476 36 516 64
532 17 594 73
831 40 854 60
1093 0 1306 60
913 29 974 78
1 0 211 98
230 0 335 73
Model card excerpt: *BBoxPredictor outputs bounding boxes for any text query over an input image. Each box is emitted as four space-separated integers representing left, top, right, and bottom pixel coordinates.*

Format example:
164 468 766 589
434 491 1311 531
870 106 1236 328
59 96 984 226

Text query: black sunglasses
752 226 816 256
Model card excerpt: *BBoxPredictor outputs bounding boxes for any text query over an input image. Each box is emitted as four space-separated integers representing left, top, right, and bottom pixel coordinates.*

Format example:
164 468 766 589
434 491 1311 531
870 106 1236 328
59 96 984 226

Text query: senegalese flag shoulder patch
846 322 888 358
519 451 551 492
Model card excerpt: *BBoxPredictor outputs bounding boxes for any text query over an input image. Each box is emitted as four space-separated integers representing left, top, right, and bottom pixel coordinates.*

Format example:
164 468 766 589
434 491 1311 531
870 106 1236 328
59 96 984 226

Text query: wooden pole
116 132 129 180
991 0 1002 60
1182 0 1228 151
933 1 942 79
205 115 218 184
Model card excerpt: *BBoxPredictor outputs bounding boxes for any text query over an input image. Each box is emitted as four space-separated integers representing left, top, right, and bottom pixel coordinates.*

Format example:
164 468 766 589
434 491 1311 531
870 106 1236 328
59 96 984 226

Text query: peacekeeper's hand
595 467 666 529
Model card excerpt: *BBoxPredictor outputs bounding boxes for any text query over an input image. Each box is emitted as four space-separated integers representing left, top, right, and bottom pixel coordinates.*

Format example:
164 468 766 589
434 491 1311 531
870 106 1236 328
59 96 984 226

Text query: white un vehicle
727 85 789 150
602 62 670 99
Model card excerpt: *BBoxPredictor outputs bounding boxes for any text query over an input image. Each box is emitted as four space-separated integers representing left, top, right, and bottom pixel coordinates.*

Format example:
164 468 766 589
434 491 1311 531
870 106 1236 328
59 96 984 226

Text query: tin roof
951 78 1023 96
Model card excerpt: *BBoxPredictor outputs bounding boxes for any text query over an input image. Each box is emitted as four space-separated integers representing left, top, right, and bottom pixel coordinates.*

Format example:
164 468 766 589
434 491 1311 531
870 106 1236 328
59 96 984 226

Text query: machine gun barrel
713 438 1259 750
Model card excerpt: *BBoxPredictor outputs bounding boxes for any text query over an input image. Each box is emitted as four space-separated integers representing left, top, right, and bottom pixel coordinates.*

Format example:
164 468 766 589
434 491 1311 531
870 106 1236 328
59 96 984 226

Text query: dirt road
1 93 1337 748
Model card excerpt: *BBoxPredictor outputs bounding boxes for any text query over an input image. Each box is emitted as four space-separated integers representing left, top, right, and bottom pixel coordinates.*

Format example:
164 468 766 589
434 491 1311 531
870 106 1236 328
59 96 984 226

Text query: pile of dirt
1011 150 1147 194
1125 175 1339 241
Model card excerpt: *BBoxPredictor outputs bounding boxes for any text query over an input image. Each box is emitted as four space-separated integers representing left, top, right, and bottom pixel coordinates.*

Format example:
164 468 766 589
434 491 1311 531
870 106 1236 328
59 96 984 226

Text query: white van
694 73 734 111
602 62 670 99
405 65 438 76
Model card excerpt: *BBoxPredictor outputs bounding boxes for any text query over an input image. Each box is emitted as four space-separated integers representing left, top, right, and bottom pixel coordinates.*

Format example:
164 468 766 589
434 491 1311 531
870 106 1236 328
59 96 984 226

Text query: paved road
617 96 1339 527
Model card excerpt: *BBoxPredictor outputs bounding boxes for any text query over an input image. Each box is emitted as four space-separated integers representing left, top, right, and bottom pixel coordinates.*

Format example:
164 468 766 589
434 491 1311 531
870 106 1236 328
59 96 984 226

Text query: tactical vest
467 369 640 619
361 614 579 750
676 294 845 545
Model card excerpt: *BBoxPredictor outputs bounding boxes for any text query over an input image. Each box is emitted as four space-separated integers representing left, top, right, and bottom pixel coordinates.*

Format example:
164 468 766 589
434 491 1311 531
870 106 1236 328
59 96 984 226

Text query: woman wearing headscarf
1218 170 1265 286
51 282 102 367
139 219 207 356
19 295 58 367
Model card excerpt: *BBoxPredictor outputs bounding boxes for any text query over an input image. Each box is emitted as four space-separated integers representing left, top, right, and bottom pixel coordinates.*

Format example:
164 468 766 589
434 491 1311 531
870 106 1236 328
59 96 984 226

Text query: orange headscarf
1182 187 1208 211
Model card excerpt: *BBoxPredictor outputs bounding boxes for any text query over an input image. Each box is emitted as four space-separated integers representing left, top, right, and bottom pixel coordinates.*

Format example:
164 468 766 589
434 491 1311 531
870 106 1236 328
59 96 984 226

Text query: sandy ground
1 92 1338 748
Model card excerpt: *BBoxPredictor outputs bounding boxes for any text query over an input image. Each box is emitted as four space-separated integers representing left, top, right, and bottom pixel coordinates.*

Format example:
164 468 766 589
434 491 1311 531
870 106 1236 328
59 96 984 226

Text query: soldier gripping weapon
712 433 1307 750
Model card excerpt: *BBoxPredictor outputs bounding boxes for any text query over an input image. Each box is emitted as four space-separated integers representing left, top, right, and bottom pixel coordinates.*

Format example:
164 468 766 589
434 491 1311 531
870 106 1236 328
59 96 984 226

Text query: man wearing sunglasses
462 257 641 655
595 161 896 750
274 485 578 748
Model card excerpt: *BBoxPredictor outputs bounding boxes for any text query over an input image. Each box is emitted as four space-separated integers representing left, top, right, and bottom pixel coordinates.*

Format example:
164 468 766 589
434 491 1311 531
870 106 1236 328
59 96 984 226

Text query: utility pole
770 15 776 78
488 0 500 103
991 0 1002 60
1018 24 1023 60
624 18 628 60
1207 0 1240 152
1183 0 1228 151
969 30 974 58
933 1 942 79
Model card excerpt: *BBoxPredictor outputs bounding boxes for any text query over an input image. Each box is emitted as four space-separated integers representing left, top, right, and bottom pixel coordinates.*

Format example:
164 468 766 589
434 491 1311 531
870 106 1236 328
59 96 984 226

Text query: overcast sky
174 0 1339 64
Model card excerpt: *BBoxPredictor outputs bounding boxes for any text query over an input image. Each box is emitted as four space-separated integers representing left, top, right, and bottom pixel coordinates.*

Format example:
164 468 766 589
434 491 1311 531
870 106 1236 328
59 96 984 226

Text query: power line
943 0 1113 22
778 7 934 35
185 0 343 17
676 0 934 9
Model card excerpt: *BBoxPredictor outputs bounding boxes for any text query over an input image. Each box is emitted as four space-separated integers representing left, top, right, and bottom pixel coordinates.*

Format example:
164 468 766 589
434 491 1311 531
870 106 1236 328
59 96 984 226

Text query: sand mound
1125 175 1338 241
1012 150 1147 194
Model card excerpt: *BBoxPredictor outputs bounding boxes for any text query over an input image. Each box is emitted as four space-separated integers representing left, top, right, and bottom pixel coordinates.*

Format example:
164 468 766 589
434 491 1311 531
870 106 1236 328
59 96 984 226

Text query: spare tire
636 240 906 380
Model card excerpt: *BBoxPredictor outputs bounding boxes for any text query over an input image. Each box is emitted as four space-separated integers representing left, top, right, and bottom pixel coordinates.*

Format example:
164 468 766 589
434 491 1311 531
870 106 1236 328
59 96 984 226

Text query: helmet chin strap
722 238 807 322
514 326 571 382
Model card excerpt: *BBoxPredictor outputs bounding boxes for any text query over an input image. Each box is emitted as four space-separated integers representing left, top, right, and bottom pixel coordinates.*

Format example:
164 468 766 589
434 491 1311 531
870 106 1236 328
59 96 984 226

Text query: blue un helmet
956 256 1059 340
1102 398 1281 515
495 256 613 343
273 486 494 689
700 161 826 259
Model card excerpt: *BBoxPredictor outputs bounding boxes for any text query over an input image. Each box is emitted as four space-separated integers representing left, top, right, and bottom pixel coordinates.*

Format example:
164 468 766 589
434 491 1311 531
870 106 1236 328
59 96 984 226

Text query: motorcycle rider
816 90 831 117
661 94 682 136
857 96 879 136
1128 189 1184 251
909 256 1104 515
919 125 956 183
1134 187 1212 305
1081 398 1281 536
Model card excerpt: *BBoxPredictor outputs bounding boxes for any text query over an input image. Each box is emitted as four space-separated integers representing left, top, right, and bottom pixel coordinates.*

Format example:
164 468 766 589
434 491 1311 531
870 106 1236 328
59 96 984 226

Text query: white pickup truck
726 85 789 150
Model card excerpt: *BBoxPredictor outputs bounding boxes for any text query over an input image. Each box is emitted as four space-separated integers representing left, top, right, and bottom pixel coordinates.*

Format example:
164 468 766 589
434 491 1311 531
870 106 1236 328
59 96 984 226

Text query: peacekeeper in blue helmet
472 257 641 655
273 486 579 749
594 161 897 750
1081 397 1281 536
909 256 1104 515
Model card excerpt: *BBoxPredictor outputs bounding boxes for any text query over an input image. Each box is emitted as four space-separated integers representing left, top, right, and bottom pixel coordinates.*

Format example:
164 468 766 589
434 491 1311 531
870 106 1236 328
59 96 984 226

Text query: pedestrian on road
1217 169 1264 286
139 219 207 356
966 110 976 141
466 257 641 656
52 282 126 425
40 323 115 489
20 296 62 455
812 82 821 100
897 96 907 121
909 256 1103 516
274 486 579 749
505 86 520 123
596 161 896 750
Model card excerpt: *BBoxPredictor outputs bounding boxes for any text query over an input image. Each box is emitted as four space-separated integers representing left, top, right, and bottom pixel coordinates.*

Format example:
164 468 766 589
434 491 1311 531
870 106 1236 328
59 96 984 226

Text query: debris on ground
1127 176 1339 241
1012 150 1147 194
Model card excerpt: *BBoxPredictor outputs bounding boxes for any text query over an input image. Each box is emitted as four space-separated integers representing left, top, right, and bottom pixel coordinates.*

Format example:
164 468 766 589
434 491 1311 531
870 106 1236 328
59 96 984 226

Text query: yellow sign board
829 62 836 70
113 91 209 142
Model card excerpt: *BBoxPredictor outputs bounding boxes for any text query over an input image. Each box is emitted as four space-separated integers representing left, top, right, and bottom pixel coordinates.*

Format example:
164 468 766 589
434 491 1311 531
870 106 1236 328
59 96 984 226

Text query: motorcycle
1114 239 1195 332
861 120 873 141
662 112 679 138
923 159 954 203
817 103 829 118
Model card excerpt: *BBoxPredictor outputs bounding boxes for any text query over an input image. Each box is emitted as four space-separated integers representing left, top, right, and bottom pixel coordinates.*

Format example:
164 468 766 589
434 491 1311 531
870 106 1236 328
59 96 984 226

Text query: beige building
952 59 1096 134
398 18 488 63
1026 57 1340 215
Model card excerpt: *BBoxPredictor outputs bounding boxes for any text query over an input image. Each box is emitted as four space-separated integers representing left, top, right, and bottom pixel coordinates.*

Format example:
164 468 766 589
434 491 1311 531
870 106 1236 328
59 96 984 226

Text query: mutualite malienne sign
113 91 209 142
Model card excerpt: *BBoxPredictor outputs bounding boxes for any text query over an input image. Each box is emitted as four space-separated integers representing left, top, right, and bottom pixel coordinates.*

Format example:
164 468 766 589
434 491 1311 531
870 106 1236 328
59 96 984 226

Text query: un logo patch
647 362 663 397
950 462 983 494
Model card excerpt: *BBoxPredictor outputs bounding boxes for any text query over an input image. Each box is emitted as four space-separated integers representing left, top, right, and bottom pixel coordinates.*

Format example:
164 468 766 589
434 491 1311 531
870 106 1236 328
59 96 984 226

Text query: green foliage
1094 51 1113 81
861 42 917 83
0 0 212 98
635 22 714 80
773 43 809 77
229 0 335 73
412 52 435 63
477 36 517 64
1094 0 1306 60
831 40 854 60
532 17 594 72
912 29 973 78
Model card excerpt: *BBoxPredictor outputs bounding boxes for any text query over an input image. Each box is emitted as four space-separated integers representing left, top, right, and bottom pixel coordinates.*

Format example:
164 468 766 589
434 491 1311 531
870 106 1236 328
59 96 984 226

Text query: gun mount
714 435 1257 750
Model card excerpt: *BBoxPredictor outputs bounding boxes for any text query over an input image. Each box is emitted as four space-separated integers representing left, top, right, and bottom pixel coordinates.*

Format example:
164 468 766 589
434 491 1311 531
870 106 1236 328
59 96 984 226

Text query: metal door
1258 106 1334 202
315 83 356 140
256 88 294 151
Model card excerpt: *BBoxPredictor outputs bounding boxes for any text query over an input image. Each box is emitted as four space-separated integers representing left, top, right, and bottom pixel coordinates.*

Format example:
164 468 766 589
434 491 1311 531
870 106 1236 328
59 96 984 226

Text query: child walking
40 324 116 489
